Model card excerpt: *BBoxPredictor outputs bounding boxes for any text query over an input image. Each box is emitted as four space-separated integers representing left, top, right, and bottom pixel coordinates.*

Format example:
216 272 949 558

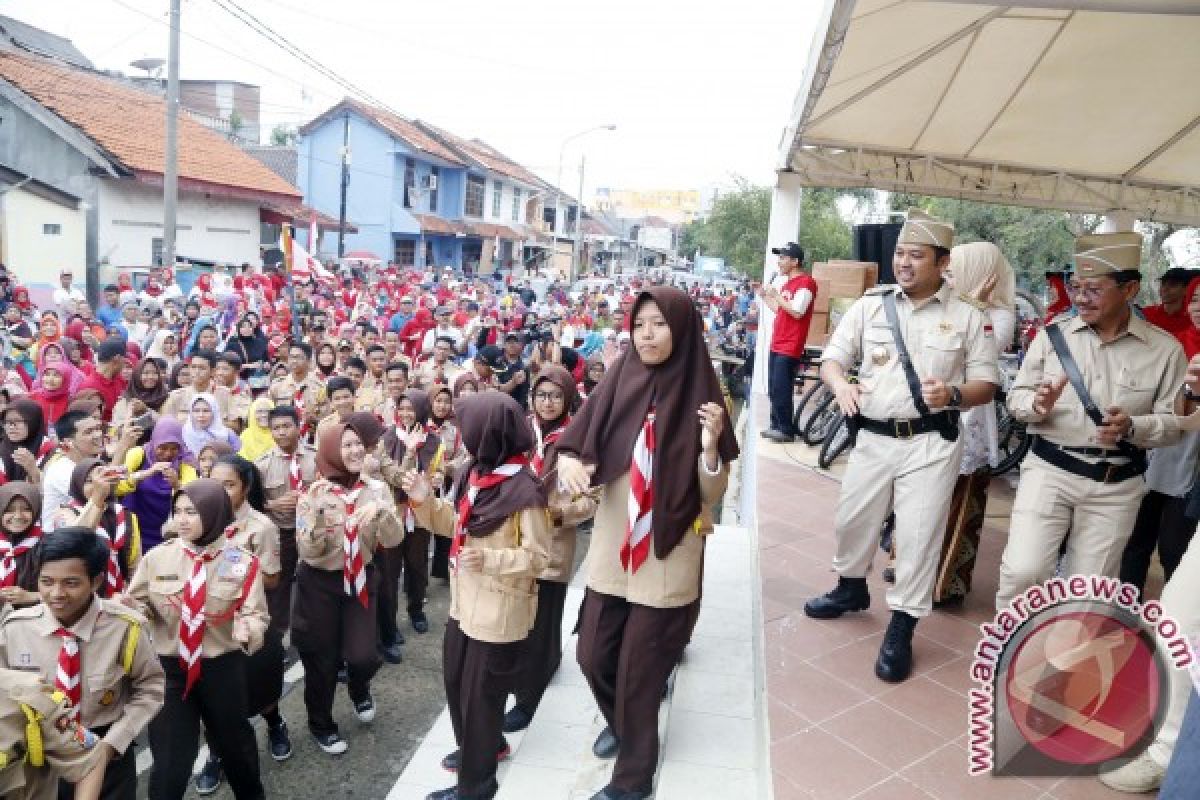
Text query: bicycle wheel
818 412 852 469
792 382 828 433
802 392 840 445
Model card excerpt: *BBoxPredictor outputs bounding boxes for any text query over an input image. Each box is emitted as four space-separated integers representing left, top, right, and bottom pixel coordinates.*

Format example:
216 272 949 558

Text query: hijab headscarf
0 398 46 482
381 389 441 472
146 329 179 368
556 286 740 561
316 411 385 488
949 242 1016 311
452 372 479 397
124 357 170 411
168 361 190 391
69 458 118 536
228 315 268 366
1180 277 1200 359
64 320 95 363
182 392 238 458
315 342 339 378
33 342 83 394
450 392 543 537
144 416 189 470
177 479 235 547
531 364 579 429
238 397 276 462
29 362 76 424
0 481 41 536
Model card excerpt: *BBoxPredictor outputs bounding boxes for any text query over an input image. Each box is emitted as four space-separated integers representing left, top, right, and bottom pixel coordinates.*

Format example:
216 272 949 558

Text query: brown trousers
444 618 524 800
576 589 693 795
512 579 568 714
291 562 381 737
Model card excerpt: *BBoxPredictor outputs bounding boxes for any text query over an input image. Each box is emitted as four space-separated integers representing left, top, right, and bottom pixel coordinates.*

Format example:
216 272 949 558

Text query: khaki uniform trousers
832 428 963 618
996 453 1147 611
1148 530 1200 768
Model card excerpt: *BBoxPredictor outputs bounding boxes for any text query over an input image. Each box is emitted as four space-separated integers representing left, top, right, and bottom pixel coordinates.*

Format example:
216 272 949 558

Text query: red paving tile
900 741 1044 800
809 635 959 699
822 699 952 771
850 776 937 799
878 676 972 741
768 697 813 742
767 660 871 725
772 727 893 800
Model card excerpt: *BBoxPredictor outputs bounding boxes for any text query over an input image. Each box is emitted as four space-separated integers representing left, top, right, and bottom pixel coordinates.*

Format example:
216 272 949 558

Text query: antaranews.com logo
968 575 1192 777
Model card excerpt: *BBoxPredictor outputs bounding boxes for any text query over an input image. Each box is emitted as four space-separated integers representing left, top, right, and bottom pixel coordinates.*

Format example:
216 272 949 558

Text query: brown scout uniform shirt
126 537 270 657
228 505 282 576
268 374 326 425
586 458 728 608
255 444 318 532
295 479 403 571
543 486 597 584
0 598 164 755
0 668 103 800
411 499 553 644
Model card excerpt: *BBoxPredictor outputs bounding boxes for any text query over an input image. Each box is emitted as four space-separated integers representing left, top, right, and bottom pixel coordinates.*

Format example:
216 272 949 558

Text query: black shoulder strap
1044 323 1139 456
880 291 931 417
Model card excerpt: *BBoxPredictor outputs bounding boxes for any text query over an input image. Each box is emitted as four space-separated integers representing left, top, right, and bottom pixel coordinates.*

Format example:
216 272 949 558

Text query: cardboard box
812 260 879 299
807 311 830 346
813 278 832 313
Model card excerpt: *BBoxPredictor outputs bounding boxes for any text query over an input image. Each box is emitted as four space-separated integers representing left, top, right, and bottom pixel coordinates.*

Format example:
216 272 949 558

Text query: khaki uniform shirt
543 486 597 584
295 480 403 571
161 385 234 426
413 360 462 391
225 386 253 427
355 376 385 412
586 458 728 608
0 669 103 800
822 283 1001 420
229 505 282 576
0 599 164 755
1008 314 1186 450
126 537 269 657
255 445 318 532
268 374 326 424
412 500 552 643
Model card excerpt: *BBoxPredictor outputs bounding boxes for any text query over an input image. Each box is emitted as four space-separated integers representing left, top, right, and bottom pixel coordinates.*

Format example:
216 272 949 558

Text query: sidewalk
753 395 1156 800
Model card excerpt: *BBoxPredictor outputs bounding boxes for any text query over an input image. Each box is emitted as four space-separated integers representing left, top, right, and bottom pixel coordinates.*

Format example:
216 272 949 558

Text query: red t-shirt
770 273 818 357
1142 304 1191 341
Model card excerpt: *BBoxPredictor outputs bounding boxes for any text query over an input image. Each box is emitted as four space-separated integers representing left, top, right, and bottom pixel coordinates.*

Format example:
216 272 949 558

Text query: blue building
298 98 573 274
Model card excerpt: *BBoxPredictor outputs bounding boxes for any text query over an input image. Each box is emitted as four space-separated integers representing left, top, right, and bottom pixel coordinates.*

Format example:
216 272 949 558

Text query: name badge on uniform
937 321 955 335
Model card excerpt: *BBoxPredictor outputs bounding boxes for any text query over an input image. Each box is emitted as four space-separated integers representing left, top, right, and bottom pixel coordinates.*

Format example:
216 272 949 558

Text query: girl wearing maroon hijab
401 392 553 800
555 286 739 800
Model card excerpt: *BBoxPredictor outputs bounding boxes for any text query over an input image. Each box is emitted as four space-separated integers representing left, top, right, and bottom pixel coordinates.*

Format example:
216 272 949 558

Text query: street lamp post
553 124 615 283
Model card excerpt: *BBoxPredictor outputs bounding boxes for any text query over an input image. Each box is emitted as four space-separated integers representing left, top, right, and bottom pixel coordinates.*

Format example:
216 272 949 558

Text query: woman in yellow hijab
238 396 276 462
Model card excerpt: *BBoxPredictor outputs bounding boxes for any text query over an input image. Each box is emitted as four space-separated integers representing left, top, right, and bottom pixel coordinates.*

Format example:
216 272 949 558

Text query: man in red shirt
762 242 817 443
77 338 128 422
1141 267 1195 341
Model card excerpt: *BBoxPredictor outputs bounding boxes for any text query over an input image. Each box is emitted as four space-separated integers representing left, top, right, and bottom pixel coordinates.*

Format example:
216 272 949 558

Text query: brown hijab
381 389 441 472
69 458 118 536
0 398 46 482
0 481 41 535
177 479 235 547
556 286 739 560
451 392 543 537
531 364 580 425
316 411 385 488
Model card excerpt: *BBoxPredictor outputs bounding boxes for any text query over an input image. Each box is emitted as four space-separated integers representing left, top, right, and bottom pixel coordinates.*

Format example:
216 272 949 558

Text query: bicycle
802 372 856 446
818 409 853 469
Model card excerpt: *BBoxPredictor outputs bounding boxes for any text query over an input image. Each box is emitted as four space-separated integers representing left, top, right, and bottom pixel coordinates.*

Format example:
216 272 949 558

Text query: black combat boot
875 611 918 683
803 576 870 619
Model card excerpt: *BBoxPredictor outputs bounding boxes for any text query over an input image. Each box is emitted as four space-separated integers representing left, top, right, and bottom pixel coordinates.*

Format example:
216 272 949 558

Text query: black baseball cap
476 345 505 370
771 242 804 260
1159 267 1195 286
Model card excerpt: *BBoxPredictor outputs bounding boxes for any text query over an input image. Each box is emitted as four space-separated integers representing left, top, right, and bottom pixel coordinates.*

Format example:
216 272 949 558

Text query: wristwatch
948 385 963 409
1183 382 1200 403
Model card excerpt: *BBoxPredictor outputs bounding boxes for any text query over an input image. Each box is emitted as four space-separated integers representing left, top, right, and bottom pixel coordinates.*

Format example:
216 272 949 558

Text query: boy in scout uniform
0 528 164 800
804 209 1000 683
0 667 107 800
998 232 1188 611
268 343 327 438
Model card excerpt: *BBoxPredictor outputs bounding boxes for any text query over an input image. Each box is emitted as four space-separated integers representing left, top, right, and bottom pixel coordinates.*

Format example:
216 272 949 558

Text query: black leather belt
1059 444 1126 458
1031 436 1147 484
856 412 959 441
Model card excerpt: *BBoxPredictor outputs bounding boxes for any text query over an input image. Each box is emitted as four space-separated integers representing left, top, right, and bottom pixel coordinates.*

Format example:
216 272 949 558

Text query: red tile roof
414 214 465 235
0 51 300 202
301 98 466 167
419 124 544 188
466 222 524 240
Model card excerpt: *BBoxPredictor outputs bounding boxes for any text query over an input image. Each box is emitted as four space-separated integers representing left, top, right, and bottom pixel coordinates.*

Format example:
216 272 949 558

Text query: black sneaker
194 754 222 795
268 719 293 761
353 694 376 723
313 730 348 755
411 611 430 633
502 705 532 733
875 611 918 683
441 741 511 772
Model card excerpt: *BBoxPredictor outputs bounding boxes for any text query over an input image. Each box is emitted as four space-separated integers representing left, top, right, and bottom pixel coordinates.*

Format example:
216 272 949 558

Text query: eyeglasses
3 419 26 428
1068 282 1119 300
534 392 565 403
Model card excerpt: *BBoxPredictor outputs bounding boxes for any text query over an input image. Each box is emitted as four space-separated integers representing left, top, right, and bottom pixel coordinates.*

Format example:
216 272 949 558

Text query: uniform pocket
1115 377 1154 414
86 667 126 714
923 333 964 380
148 579 184 623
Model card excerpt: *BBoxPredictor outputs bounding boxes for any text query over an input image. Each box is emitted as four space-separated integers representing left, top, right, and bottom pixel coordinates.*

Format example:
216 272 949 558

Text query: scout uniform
354 376 385 413
225 385 253 429
293 479 402 741
999 232 1187 610
268 373 326 434
413 359 461 391
255 443 317 632
0 668 104 800
0 598 164 800
126 536 269 800
160 384 233 427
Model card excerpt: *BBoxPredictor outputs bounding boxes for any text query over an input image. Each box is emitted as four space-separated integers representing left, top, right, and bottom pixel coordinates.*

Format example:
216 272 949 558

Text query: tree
227 109 244 142
270 124 298 146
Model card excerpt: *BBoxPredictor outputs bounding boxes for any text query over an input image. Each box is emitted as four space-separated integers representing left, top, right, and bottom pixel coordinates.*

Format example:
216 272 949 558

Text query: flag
309 216 319 257
280 227 334 284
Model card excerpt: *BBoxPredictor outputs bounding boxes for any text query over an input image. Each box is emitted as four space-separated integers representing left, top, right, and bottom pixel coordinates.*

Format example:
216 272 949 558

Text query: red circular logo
1004 610 1160 765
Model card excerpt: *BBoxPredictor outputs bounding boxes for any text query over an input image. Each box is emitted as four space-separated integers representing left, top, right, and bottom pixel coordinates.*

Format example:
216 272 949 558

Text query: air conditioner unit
422 175 438 190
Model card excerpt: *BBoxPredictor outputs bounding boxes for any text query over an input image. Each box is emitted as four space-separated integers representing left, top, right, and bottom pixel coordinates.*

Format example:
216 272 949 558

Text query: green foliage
270 124 298 146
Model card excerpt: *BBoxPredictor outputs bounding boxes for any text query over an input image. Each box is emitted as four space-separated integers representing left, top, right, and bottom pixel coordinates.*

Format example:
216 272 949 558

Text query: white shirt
41 455 76 531
52 286 85 318
421 325 464 354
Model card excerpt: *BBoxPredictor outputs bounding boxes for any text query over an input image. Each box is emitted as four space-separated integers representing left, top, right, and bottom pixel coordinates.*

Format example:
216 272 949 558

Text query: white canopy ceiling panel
781 0 1200 224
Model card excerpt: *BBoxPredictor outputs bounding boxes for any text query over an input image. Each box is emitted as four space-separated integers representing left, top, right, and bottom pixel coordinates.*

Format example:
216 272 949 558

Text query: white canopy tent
754 1 1200 390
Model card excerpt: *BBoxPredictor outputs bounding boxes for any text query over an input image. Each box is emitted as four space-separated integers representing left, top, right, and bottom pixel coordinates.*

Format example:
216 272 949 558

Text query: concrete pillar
751 171 803 395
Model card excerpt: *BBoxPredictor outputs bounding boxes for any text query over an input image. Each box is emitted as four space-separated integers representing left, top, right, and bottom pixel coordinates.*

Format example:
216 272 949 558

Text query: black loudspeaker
852 223 902 286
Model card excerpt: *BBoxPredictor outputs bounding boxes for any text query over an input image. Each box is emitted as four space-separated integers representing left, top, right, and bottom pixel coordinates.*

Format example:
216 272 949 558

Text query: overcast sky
1 0 820 201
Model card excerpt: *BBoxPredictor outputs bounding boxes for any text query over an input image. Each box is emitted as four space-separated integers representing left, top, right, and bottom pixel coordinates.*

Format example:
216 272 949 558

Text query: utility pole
337 112 350 258
162 0 181 272
573 155 585 282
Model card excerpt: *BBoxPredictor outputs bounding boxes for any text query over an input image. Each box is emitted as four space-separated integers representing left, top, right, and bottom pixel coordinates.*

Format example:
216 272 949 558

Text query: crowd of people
0 258 750 800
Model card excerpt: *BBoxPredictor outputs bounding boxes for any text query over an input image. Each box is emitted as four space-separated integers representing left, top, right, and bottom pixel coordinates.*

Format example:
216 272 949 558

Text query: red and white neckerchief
330 483 369 608
286 452 305 491
0 523 42 587
622 408 656 573
69 501 128 594
293 384 309 435
529 415 569 477
0 439 57 487
449 455 529 572
53 628 81 719
179 543 219 697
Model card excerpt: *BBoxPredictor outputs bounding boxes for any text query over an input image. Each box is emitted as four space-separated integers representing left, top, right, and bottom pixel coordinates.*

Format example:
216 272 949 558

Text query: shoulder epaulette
957 294 989 311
